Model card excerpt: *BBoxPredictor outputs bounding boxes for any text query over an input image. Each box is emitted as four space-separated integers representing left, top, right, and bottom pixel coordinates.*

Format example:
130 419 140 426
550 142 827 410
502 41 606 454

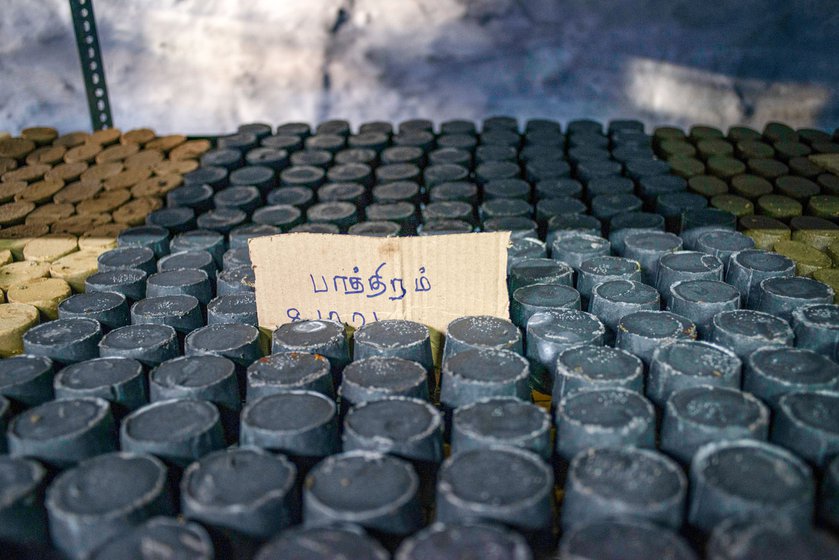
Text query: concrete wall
2 0 838 135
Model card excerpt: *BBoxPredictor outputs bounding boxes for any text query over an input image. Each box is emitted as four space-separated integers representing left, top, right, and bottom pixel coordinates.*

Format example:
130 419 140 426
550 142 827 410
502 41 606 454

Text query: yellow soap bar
0 260 51 291
23 234 79 262
0 302 39 357
50 250 100 292
7 277 73 320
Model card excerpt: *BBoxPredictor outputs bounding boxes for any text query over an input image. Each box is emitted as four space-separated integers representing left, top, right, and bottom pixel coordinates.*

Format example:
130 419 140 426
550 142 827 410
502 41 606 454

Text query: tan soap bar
124 149 165 170
80 162 124 184
96 143 140 164
152 159 196 176
64 143 101 164
0 201 36 226
88 128 122 146
25 203 75 225
76 189 130 215
0 223 49 259
121 128 156 146
15 179 65 204
53 180 102 205
50 250 100 292
79 223 124 252
26 145 66 166
0 250 12 266
45 161 88 183
113 197 162 225
0 302 39 357
23 234 78 262
0 181 27 203
2 163 50 183
0 261 51 291
54 131 90 149
51 213 112 235
8 277 73 319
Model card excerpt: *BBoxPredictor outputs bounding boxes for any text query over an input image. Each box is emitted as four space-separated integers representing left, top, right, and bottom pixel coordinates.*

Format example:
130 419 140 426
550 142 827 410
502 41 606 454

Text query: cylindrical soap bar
552 345 643 402
45 452 173 560
246 351 333 401
54 357 146 415
688 439 814 533
0 354 54 408
743 346 839 407
185 324 261 369
668 279 740 338
99 324 179 368
396 522 532 560
439 348 530 412
304 451 423 536
271 320 349 378
792 303 839 360
58 292 129 331
90 517 214 560
771 390 839 469
558 518 697 560
436 446 553 533
562 446 686 530
555 387 656 462
0 456 48 545
706 514 839 560
589 280 660 339
443 315 522 360
725 249 796 308
711 309 794 359
120 399 225 467
352 319 433 375
339 357 429 410
647 340 742 407
661 385 769 464
23 317 102 365
255 525 388 560
614 310 696 366
451 397 551 459
756 276 834 322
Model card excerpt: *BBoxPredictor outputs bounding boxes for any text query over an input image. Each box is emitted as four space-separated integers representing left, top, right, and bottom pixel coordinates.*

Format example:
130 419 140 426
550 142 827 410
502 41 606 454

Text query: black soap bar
185 323 261 368
772 390 839 469
695 230 755 269
181 447 297 540
117 225 170 258
46 452 172 560
353 319 433 374
207 293 258 326
647 340 742 407
58 292 129 331
343 396 443 464
85 269 148 302
131 295 203 334
396 522 532 560
97 246 157 275
8 397 116 468
23 317 102 365
509 258 574 294
90 517 214 560
452 397 551 460
216 265 256 296
558 518 697 560
655 251 724 304
510 284 581 328
711 309 794 359
443 315 522 359
240 390 338 459
621 231 683 284
439 348 530 412
553 345 643 402
563 446 686 530
661 386 769 464
706 515 839 560
146 269 213 305
0 354 54 407
150 355 240 414
120 399 224 467
743 346 839 407
436 446 553 532
757 276 834 322
589 279 660 337
170 229 226 266
272 319 350 377
822 456 839 529
99 324 179 367
667 279 740 338
304 451 423 536
255 525 388 560
725 249 795 308
688 439 814 533
575 256 642 307
555 388 656 462
792 303 839 361
229 223 282 249
54 357 147 413
0 456 48 545
146 207 197 234
247 352 333 401
157 250 217 280
614 310 696 366
339 357 429 409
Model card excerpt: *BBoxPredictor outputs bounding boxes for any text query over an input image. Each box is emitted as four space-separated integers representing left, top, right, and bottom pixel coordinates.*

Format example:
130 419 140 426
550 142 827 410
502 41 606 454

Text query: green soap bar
812 142 839 154
813 269 839 303
797 128 832 146
690 125 724 142
748 158 789 180
697 139 733 160
688 175 728 197
775 176 820 201
773 240 832 277
731 174 773 200
827 239 839 266
817 173 839 195
773 141 811 162
707 156 746 179
763 121 799 143
668 156 705 179
711 194 754 217
654 127 686 143
740 215 791 250
757 194 802 220
808 195 839 220
659 140 696 158
788 156 823 178
790 216 839 251
728 126 762 143
736 140 775 160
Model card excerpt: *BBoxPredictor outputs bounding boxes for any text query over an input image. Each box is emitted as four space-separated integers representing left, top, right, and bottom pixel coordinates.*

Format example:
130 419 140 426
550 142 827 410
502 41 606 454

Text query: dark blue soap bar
185 323 261 368
397 522 532 560
439 348 530 411
255 525 388 560
90 516 214 560
58 292 129 331
0 354 54 408
54 356 147 413
339 357 429 409
97 246 156 275
207 293 258 326
0 455 48 545
150 355 240 413
23 318 102 365
452 397 551 460
247 352 333 400
99 324 179 368
271 320 349 377
743 346 839 407
559 518 697 560
130 295 203 334
706 515 839 560
85 269 148 302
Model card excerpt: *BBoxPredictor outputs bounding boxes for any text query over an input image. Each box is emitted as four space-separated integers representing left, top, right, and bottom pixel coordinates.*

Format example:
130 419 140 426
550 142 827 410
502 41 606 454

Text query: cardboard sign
249 232 510 334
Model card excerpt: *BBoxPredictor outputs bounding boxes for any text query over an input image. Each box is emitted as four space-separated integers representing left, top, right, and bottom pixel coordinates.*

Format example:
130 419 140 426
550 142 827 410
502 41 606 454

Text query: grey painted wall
1 0 838 135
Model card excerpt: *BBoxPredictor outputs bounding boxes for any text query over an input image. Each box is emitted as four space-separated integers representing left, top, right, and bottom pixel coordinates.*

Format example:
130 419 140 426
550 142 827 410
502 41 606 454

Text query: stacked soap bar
654 123 839 295
0 127 214 357
1 117 839 559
